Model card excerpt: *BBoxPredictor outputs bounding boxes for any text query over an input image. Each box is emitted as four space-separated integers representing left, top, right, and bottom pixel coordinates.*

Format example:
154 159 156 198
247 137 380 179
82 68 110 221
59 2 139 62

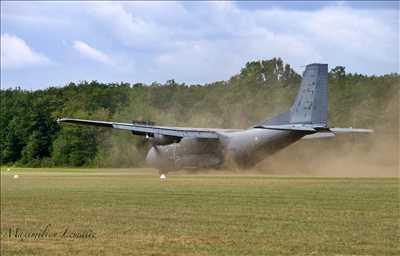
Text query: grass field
1 168 399 255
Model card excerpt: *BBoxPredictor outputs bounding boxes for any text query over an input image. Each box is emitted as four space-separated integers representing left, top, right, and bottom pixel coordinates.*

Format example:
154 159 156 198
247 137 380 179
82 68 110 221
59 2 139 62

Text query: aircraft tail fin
290 63 328 126
256 63 328 128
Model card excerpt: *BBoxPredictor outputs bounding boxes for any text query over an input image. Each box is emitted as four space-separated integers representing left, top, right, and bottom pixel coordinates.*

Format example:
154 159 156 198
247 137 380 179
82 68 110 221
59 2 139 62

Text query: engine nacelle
149 134 180 146
145 142 223 172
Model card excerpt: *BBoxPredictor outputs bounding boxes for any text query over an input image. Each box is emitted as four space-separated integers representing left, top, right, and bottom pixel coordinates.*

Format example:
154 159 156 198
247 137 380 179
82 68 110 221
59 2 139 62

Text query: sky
1 1 399 90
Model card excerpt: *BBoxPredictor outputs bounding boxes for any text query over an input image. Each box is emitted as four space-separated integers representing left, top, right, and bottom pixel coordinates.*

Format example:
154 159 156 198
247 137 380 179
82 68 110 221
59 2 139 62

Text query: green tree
52 126 97 166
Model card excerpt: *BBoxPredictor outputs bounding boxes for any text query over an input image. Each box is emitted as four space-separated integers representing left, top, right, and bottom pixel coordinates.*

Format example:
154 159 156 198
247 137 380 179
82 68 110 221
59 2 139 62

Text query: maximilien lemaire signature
2 224 96 240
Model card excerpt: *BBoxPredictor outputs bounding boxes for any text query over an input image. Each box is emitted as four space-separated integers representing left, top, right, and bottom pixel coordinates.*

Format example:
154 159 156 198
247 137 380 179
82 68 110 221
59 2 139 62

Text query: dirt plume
258 93 399 177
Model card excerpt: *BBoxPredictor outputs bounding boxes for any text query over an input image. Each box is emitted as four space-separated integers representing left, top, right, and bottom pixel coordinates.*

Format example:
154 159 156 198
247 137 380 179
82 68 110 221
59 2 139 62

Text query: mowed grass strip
1 170 399 256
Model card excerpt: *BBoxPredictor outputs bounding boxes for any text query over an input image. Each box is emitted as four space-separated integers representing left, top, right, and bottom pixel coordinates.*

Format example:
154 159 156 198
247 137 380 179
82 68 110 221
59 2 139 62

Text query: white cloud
1 2 398 88
81 2 397 82
73 40 113 64
86 2 167 49
148 3 398 82
1 34 50 69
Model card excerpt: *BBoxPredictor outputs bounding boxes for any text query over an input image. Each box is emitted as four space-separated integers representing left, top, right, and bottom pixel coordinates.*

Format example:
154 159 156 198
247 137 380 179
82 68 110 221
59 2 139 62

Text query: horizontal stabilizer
302 132 335 139
301 127 373 140
258 124 373 139
329 127 374 133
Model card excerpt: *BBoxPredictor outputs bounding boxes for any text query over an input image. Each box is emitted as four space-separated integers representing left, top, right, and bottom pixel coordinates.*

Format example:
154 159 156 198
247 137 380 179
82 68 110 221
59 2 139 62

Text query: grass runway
1 168 399 255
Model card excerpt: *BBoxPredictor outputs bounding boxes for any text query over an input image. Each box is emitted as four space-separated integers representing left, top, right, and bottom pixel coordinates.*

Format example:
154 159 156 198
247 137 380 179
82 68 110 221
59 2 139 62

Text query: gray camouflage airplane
58 64 372 178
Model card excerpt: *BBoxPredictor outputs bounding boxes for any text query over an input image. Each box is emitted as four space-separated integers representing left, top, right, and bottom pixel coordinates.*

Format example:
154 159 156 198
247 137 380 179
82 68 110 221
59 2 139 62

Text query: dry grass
1 168 399 255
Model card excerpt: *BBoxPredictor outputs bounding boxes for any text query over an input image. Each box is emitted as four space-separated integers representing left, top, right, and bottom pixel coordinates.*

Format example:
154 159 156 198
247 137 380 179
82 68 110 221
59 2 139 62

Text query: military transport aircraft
58 64 372 178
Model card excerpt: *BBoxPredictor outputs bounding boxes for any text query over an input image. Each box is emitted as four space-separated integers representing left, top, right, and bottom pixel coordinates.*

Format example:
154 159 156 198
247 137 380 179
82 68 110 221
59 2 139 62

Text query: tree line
1 58 398 168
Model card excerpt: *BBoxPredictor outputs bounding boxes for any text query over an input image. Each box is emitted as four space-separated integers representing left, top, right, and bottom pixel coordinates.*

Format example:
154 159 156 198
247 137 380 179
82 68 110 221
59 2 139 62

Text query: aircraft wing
57 118 223 139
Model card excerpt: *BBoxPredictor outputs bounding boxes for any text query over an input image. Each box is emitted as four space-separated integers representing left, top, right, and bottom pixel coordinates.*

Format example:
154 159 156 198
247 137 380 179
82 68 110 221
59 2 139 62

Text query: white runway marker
13 174 19 179
160 174 166 180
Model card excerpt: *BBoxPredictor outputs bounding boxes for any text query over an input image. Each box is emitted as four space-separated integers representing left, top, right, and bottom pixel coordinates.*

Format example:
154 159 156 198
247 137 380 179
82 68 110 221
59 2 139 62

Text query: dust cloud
259 133 398 177
257 95 399 177
186 88 399 177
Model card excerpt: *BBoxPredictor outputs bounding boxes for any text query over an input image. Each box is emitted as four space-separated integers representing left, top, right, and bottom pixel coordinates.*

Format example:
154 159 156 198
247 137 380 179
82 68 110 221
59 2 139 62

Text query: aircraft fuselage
145 128 308 172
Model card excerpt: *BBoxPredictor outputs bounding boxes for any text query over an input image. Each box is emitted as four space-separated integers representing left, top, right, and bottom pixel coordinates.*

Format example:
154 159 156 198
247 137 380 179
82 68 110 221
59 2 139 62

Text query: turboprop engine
148 134 180 146
145 137 223 173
